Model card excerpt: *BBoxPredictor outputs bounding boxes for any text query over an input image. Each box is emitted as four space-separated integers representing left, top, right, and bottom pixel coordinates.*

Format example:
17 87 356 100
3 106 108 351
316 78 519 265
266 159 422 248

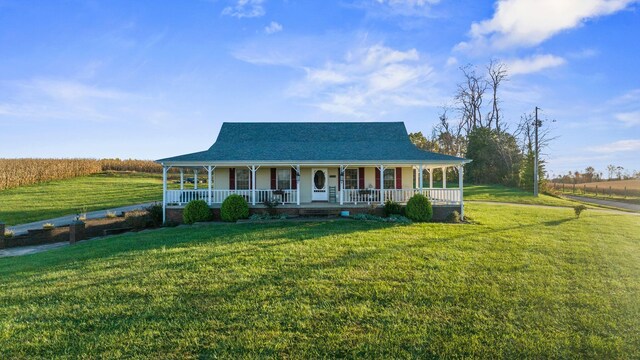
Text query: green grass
0 172 162 225
465 184 579 207
0 203 638 358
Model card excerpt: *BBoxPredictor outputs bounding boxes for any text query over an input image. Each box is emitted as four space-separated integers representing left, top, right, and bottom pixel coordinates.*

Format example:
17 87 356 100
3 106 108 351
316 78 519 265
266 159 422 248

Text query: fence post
625 186 627 199
69 220 85 244
583 185 586 195
0 222 5 248
595 185 598 197
573 184 575 194
609 186 612 198
562 183 565 192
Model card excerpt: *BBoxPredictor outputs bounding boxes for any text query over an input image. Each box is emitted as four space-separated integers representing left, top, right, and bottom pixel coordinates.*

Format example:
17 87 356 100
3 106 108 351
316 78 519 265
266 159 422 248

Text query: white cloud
222 0 265 18
361 0 441 17
286 44 438 116
24 79 131 101
503 54 566 75
589 139 640 153
457 0 637 51
0 79 146 123
264 21 282 34
615 111 640 127
445 56 458 67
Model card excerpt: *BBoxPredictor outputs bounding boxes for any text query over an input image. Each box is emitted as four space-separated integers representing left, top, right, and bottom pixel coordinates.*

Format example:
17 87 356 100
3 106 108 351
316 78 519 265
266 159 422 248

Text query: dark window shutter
229 168 235 190
338 169 341 191
359 167 365 189
249 169 252 189
396 167 402 189
375 168 380 189
271 168 277 189
291 168 297 189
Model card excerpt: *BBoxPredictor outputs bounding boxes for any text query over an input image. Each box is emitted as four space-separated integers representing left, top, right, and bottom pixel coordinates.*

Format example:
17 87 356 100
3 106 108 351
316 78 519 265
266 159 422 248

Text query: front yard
0 202 638 358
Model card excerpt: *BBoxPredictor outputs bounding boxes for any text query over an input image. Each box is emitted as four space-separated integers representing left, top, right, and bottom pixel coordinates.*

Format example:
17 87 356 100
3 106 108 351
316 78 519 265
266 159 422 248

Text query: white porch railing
341 188 460 205
166 189 298 205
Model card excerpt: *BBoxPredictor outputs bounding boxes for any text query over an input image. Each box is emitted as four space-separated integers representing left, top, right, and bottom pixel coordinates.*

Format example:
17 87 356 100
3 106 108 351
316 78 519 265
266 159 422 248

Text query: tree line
410 60 552 191
552 165 640 184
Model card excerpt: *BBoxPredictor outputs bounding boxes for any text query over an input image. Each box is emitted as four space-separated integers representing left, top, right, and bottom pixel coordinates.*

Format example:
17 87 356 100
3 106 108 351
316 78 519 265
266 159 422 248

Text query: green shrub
221 195 249 222
183 200 212 224
405 194 433 222
446 210 461 223
383 200 403 217
263 198 279 216
146 203 163 226
574 205 587 219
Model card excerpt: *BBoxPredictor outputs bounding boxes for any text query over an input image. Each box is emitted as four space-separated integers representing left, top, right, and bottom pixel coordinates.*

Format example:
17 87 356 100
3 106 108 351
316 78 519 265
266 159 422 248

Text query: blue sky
1 0 639 177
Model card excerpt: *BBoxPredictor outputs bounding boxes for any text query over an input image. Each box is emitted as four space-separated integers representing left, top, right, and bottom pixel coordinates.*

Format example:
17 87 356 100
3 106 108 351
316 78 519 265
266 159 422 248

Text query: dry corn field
0 158 166 190
553 179 640 197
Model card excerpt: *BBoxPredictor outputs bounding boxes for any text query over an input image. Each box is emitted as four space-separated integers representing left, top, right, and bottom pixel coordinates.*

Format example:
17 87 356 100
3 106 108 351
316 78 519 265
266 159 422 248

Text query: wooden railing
166 189 298 205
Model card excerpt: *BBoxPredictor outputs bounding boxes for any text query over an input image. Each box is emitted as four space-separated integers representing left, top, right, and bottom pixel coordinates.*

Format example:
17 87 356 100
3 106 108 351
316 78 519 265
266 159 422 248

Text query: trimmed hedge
383 200 403 217
405 194 433 222
183 200 212 224
221 194 249 222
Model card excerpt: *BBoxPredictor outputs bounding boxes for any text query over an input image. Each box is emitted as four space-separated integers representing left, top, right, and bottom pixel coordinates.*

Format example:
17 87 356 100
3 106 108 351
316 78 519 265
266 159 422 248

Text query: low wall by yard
1 215 143 250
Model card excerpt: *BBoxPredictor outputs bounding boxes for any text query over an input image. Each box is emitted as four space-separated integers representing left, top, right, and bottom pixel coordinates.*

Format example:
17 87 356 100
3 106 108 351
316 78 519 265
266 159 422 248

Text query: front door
312 168 328 201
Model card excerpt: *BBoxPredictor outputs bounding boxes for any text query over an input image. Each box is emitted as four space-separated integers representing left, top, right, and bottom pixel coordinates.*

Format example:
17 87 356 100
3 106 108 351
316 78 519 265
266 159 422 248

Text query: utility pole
533 106 541 197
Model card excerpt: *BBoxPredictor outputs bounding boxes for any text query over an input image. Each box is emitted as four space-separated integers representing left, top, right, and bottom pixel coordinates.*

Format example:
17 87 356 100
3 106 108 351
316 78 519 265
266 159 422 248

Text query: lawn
465 184 579 207
0 203 638 358
0 172 163 225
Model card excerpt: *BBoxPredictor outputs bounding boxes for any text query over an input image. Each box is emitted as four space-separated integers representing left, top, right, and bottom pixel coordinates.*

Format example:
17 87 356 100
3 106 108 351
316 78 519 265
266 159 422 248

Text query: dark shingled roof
157 122 468 163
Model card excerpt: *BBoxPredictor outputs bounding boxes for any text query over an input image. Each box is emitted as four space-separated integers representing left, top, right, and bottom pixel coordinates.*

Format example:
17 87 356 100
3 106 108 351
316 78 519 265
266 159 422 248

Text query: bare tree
434 107 466 157
487 59 508 132
455 64 488 132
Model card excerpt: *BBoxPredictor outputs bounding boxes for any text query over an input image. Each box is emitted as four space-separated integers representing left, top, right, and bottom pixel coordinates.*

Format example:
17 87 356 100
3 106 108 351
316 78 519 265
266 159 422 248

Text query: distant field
464 184 579 207
0 172 162 225
551 180 640 205
0 158 166 190
579 179 640 190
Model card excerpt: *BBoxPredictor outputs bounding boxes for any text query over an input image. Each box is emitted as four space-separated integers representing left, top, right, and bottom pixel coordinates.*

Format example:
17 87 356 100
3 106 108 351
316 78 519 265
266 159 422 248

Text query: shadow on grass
543 218 574 226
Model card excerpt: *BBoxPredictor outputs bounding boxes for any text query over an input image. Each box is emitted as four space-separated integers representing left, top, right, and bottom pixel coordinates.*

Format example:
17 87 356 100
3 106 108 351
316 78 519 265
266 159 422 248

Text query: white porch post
459 164 464 220
379 165 385 205
339 165 344 205
207 165 212 205
194 170 198 190
419 164 423 191
429 168 433 188
251 165 256 205
162 165 168 224
296 165 300 206
180 169 184 190
442 167 447 189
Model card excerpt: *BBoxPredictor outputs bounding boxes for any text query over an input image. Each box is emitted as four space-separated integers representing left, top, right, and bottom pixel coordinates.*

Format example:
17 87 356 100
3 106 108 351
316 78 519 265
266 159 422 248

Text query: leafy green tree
465 127 521 185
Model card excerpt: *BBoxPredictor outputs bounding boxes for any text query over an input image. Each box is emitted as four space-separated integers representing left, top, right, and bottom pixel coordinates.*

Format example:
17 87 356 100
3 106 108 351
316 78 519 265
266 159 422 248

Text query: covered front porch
161 163 465 221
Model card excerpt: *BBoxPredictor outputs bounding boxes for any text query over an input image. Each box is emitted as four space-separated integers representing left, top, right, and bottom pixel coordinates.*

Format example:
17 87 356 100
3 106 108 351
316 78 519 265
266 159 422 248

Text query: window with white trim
236 168 250 190
383 168 395 189
344 168 358 189
277 168 291 189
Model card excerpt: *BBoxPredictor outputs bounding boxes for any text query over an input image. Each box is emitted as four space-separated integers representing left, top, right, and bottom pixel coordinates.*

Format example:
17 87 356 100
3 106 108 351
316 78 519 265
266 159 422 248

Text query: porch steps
298 208 341 217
